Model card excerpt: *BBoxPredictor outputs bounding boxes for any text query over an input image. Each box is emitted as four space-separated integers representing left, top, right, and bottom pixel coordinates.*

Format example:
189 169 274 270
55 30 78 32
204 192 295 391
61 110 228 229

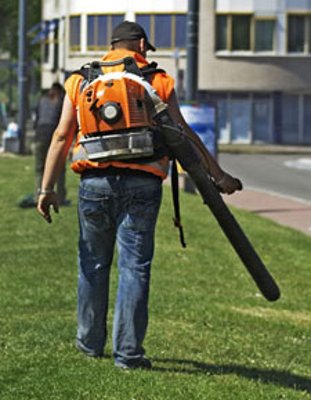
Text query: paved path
171 172 311 237
224 188 311 236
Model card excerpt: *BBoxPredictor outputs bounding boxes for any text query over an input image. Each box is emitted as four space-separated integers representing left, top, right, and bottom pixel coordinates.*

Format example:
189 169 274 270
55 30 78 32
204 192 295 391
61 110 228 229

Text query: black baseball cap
111 21 156 51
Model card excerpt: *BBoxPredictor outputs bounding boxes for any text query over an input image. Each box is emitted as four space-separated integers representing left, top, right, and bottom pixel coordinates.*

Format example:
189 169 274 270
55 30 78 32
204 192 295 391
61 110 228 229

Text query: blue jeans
76 172 162 365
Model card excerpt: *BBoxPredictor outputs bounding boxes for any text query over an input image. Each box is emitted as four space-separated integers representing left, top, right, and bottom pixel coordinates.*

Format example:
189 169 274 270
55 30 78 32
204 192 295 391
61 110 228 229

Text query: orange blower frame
78 77 153 136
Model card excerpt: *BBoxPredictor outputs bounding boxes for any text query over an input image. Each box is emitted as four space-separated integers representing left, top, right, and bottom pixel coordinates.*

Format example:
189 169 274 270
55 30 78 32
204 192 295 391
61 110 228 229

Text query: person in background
19 82 70 207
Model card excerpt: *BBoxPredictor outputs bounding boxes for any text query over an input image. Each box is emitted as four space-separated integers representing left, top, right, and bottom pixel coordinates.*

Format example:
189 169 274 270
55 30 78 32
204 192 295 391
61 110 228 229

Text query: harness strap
140 62 166 77
171 158 186 248
72 58 165 84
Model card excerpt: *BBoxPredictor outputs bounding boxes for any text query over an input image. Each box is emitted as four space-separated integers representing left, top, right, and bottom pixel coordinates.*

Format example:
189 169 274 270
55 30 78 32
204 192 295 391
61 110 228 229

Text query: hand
215 173 243 195
37 191 59 223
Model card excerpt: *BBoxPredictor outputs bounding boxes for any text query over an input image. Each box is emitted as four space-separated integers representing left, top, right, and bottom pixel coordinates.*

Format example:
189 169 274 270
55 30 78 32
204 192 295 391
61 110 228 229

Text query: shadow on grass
152 358 311 393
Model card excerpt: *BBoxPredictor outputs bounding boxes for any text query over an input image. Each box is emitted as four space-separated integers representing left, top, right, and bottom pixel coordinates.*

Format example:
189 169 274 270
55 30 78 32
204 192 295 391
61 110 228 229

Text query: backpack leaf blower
75 61 281 302
135 72 280 302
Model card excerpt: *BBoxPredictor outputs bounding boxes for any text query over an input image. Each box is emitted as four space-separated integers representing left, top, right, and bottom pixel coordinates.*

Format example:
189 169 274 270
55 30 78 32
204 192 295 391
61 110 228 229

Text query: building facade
39 0 188 96
200 0 311 145
39 0 311 145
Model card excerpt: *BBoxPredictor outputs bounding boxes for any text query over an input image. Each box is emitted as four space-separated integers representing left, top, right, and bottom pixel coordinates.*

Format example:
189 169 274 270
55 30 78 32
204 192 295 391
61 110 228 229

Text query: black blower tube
155 111 281 302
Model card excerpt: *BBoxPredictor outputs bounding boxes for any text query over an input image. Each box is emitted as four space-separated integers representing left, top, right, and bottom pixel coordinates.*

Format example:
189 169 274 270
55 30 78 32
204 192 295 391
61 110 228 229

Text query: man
33 83 69 205
18 83 69 208
37 21 242 369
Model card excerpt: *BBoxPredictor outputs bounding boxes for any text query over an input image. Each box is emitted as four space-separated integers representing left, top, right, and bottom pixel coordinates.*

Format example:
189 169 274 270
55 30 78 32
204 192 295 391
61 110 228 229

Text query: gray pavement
219 150 311 236
173 172 311 237
223 187 311 236
219 153 311 203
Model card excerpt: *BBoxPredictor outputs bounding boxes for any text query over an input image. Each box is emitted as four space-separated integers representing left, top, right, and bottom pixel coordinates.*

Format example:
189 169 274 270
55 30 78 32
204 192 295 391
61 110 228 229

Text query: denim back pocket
79 183 113 233
122 182 162 232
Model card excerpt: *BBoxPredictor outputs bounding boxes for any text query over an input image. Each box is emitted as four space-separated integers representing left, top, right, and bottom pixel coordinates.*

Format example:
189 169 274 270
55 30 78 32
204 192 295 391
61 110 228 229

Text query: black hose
155 112 280 301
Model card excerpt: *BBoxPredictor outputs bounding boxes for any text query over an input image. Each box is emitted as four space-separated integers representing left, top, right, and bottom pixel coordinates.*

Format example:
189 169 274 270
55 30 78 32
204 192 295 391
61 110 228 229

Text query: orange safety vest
65 49 175 179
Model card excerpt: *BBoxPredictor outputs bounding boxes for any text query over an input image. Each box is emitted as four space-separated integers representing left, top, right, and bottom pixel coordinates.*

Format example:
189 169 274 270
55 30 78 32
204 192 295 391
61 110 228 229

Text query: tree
0 0 41 59
0 0 41 119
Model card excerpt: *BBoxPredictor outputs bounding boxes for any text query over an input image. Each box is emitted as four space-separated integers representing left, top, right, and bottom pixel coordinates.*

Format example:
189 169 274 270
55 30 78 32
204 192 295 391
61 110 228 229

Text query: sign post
180 103 218 193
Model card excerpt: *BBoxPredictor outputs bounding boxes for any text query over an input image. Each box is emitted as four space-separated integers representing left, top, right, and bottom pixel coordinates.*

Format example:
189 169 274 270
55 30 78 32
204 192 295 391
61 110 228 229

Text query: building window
175 14 187 48
255 20 275 51
216 15 227 50
216 14 252 51
303 95 311 143
43 41 49 63
231 94 251 142
252 94 272 142
42 20 51 63
87 14 124 50
282 95 299 143
136 15 151 39
53 24 59 72
232 15 251 50
288 15 308 53
154 15 172 48
69 16 81 51
216 14 275 52
213 94 230 142
136 14 187 49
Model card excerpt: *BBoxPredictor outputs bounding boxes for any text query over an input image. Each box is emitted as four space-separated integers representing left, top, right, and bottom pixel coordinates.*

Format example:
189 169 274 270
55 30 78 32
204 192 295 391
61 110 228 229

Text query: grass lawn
0 154 310 400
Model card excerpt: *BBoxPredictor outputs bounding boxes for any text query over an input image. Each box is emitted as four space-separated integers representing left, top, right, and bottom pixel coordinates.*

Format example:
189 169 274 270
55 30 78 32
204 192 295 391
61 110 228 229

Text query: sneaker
115 357 152 370
17 194 37 208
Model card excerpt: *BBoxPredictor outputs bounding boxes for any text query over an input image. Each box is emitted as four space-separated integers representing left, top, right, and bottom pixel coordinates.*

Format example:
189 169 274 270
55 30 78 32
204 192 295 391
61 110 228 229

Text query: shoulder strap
72 57 166 84
121 57 166 78
171 158 186 248
70 68 88 81
70 63 101 93
140 62 166 79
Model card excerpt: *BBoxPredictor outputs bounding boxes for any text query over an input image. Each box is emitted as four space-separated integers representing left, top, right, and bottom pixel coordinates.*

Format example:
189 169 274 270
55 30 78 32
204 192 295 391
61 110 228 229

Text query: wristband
39 189 55 195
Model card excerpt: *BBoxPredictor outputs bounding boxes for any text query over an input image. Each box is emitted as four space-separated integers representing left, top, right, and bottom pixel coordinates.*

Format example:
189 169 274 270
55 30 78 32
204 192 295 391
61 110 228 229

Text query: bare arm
167 91 242 194
37 94 78 223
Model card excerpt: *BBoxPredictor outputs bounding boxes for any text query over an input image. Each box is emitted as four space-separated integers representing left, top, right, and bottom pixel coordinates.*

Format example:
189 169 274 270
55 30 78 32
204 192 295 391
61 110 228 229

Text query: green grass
0 154 310 400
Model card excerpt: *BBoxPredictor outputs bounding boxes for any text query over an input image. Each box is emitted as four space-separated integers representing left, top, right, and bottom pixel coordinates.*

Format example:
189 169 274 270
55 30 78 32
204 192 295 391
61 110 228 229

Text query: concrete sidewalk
224 188 311 236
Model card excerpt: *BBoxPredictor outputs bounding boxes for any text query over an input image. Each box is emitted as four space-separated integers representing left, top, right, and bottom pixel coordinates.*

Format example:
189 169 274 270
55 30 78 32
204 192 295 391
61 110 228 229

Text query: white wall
216 0 311 13
42 0 64 18
68 0 187 15
284 0 311 10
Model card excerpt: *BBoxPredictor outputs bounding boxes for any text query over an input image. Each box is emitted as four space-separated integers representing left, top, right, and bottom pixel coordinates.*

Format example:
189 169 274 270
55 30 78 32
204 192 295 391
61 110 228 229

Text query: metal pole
185 0 199 102
184 0 200 193
8 62 13 117
18 0 28 154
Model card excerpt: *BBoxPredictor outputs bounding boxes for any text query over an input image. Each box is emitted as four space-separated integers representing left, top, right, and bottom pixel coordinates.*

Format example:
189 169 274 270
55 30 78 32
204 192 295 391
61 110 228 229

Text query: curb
218 144 311 155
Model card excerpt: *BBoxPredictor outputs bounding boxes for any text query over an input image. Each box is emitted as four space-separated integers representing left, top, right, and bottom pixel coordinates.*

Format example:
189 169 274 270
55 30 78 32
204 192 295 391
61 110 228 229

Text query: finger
40 211 52 223
42 209 52 223
37 206 52 223
45 214 52 224
235 179 243 191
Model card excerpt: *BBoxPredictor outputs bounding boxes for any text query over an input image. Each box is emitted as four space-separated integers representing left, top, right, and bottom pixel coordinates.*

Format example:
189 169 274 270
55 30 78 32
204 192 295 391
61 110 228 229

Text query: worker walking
37 21 241 369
